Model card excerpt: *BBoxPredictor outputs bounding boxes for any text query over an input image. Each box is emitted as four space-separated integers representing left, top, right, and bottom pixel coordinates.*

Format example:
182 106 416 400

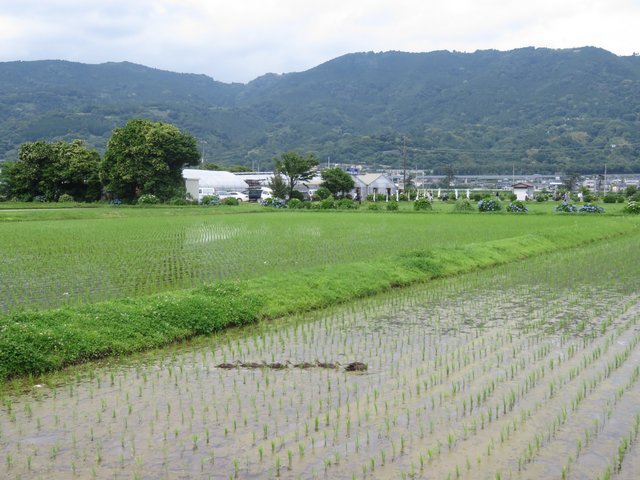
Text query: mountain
1 47 639 174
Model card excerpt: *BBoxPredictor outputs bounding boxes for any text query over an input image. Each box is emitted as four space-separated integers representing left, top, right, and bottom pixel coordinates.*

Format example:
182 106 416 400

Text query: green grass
0 208 637 381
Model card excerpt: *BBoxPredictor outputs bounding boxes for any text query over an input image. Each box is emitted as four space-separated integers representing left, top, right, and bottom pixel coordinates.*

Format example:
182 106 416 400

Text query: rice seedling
1 227 640 478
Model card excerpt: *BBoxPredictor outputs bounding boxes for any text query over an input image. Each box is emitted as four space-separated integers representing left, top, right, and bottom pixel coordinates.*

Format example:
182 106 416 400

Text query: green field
0 203 634 313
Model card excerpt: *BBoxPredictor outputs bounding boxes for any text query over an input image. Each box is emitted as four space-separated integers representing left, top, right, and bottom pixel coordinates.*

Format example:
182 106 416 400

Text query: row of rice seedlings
533 359 640 478
1 231 639 478
380 237 640 480
388 299 623 478
594 412 640 480
436 300 640 479
0 272 535 477
241 282 636 476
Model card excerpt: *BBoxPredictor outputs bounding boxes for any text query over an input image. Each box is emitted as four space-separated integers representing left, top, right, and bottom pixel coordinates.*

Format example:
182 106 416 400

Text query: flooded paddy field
0 209 628 313
1 234 639 479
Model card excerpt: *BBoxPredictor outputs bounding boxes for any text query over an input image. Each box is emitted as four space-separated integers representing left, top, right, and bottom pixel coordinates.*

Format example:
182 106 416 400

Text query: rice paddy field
0 205 634 313
1 205 640 479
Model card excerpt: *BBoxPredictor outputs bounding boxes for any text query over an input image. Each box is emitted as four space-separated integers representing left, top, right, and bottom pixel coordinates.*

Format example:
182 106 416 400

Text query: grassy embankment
0 209 637 381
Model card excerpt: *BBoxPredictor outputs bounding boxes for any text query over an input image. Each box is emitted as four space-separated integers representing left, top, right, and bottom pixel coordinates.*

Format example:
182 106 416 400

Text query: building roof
353 173 395 186
512 182 534 188
182 169 249 190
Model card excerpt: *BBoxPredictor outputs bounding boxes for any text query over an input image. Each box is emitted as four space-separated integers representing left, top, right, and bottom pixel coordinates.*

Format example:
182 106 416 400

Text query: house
182 169 249 200
352 173 398 200
512 182 535 201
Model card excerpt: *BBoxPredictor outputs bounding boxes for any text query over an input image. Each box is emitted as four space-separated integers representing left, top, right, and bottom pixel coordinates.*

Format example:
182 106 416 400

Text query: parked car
247 187 273 202
260 188 273 201
197 187 216 203
217 191 249 202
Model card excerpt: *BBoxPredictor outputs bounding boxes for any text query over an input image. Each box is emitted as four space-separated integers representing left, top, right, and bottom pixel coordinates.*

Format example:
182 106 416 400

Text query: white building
352 173 398 200
182 169 249 200
512 182 535 201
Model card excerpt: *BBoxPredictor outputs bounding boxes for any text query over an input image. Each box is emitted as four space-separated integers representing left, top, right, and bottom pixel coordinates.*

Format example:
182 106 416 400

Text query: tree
320 167 355 198
0 161 20 200
268 174 289 200
562 172 582 192
6 141 53 200
442 165 456 188
273 151 319 199
51 140 101 202
101 119 200 202
1 140 101 202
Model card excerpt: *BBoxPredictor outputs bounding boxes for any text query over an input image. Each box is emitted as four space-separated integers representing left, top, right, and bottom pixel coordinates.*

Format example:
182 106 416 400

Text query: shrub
506 200 528 213
367 193 387 202
222 197 239 206
320 197 336 209
413 198 433 211
58 193 75 203
335 198 358 210
289 190 305 201
623 200 640 214
137 194 160 205
471 192 484 201
200 195 219 206
631 192 640 202
582 192 598 203
288 198 312 209
603 193 623 204
260 198 287 208
313 187 332 201
287 198 302 209
454 199 475 212
535 193 549 202
578 203 604 213
477 198 502 212
555 201 578 213
386 201 399 211
367 203 381 211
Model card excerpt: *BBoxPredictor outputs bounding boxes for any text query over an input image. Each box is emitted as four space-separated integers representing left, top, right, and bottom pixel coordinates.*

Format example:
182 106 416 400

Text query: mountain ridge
1 47 639 173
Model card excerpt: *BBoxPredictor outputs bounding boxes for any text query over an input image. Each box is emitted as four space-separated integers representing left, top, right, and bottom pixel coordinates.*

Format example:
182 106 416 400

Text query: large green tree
101 119 200 202
273 151 319 199
1 140 100 201
320 167 355 198
51 140 102 201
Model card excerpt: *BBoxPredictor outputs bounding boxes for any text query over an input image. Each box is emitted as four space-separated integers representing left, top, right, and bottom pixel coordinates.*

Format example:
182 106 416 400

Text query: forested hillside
1 47 639 173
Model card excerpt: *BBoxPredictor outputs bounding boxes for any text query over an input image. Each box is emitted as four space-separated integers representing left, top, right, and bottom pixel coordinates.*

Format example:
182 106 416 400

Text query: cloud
0 0 638 82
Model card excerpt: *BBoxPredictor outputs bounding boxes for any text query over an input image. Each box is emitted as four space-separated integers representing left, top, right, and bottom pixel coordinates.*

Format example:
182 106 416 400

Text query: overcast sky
1 0 638 83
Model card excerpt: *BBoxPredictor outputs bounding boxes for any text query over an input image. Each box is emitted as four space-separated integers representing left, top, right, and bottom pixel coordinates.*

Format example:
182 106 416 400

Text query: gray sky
1 0 638 83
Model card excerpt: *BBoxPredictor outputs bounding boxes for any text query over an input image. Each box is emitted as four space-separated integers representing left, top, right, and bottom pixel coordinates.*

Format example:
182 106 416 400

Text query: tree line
0 119 200 203
0 117 357 204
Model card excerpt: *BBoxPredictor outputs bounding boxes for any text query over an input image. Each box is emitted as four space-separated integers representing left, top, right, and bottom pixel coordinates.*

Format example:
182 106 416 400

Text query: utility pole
603 163 607 196
200 140 207 167
402 136 408 192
